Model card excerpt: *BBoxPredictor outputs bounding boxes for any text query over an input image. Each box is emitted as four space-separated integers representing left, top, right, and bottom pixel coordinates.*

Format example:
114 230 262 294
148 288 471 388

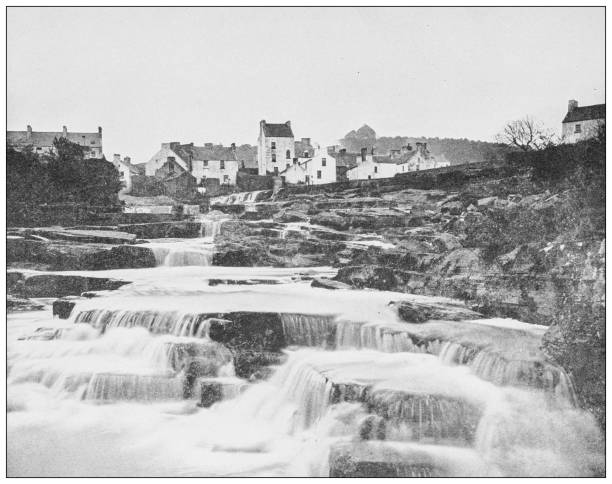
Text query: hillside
340 124 511 165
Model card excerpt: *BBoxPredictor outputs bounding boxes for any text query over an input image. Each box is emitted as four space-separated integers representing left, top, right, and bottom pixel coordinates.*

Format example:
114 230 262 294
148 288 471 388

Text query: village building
145 142 240 186
257 120 295 176
280 147 337 185
562 99 605 143
328 148 360 182
7 125 103 158
111 154 139 194
345 143 449 181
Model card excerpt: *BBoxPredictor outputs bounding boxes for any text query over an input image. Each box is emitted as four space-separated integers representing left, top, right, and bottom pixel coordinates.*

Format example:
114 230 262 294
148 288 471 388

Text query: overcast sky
7 7 605 162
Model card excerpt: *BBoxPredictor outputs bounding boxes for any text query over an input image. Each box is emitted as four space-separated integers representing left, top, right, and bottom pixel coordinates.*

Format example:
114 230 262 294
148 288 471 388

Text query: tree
496 117 556 152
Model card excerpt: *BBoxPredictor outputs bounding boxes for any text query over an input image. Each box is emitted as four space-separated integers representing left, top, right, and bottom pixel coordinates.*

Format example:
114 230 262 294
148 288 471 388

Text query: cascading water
7 263 605 476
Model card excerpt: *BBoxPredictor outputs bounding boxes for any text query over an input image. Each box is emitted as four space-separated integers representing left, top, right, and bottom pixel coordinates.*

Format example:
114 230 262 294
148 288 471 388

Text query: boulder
79 245 157 270
16 274 130 298
335 265 400 291
272 210 309 224
390 300 481 324
311 278 352 290
52 299 77 319
440 200 464 216
7 296 45 312
310 212 350 231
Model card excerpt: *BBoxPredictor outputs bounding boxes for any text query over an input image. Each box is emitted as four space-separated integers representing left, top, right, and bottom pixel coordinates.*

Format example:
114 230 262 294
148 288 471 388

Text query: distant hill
340 125 511 165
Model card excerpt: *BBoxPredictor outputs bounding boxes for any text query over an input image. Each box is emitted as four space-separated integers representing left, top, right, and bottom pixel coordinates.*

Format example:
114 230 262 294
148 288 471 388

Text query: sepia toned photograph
5 5 606 477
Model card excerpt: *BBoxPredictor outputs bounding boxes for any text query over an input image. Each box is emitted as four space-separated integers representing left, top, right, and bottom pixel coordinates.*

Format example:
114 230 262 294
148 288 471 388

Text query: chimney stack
98 126 102 134
26 125 32 140
113 154 121 164
286 120 291 129
360 147 367 161
568 99 578 113
124 156 131 164
301 137 311 145
231 142 236 151
339 148 346 155
62 126 68 138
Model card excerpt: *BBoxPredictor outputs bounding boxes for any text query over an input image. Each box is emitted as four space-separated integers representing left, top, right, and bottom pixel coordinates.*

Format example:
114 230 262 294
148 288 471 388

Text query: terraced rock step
328 441 495 477
8 272 130 298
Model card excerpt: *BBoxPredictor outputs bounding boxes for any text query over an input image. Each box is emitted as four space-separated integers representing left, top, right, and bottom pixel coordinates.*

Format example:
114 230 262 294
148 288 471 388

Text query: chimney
360 147 367 161
231 142 236 151
124 156 131 164
339 148 346 155
98 126 102 134
62 126 68 138
286 121 291 128
26 125 32 140
301 137 311 145
204 142 213 148
113 154 121 164
568 99 578 113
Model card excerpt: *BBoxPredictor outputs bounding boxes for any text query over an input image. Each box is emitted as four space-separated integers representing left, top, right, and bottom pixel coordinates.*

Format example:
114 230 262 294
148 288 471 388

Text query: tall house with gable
257 120 294 175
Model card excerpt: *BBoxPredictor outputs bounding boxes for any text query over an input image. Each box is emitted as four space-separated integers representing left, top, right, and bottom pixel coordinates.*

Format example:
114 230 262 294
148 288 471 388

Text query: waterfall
147 244 213 267
210 190 270 206
74 309 214 338
268 353 334 431
85 373 185 401
281 314 336 347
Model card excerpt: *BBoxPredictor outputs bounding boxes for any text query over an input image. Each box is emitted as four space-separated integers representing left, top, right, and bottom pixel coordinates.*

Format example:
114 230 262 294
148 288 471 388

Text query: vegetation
7 138 122 225
340 124 510 165
495 116 556 152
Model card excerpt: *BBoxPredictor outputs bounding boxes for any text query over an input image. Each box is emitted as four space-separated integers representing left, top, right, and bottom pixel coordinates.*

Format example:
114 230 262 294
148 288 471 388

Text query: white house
257 120 295 176
280 147 336 185
145 142 189 176
112 154 139 194
562 99 605 143
346 143 450 181
145 142 239 185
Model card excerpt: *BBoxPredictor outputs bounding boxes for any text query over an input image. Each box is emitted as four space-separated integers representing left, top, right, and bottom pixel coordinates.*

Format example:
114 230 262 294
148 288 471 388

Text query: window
374 166 378 173
220 160 225 170
286 149 291 159
271 141 276 149
272 154 276 163
317 170 322 179
274 166 279 175
90 140 96 145
168 162 175 174
223 174 230 183
203 160 208 167
321 158 326 167
575 124 582 134
305 175 310 184
286 163 290 169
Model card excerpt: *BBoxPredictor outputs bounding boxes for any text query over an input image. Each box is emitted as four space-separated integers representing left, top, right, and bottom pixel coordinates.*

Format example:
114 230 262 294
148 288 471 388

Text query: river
7 216 605 477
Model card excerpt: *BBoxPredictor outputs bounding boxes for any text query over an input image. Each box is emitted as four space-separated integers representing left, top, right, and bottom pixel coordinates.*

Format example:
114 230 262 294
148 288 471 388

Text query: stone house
562 99 605 143
280 147 337 185
146 142 240 185
7 125 103 158
257 120 295 176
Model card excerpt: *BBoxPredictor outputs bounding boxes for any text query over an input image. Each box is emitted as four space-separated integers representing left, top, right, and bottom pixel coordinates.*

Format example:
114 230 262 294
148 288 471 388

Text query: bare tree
496 117 556 151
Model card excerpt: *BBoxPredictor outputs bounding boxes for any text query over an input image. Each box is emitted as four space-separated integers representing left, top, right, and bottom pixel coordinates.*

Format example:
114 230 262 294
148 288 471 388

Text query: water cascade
7 258 604 476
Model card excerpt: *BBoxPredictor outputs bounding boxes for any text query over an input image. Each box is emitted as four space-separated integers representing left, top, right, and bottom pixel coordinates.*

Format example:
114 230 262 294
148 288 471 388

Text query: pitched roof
235 145 258 169
175 144 237 162
562 104 605 123
7 130 102 148
262 122 294 138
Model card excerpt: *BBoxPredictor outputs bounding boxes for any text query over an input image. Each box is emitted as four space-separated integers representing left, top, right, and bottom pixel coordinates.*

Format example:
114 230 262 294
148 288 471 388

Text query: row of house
7 99 605 195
